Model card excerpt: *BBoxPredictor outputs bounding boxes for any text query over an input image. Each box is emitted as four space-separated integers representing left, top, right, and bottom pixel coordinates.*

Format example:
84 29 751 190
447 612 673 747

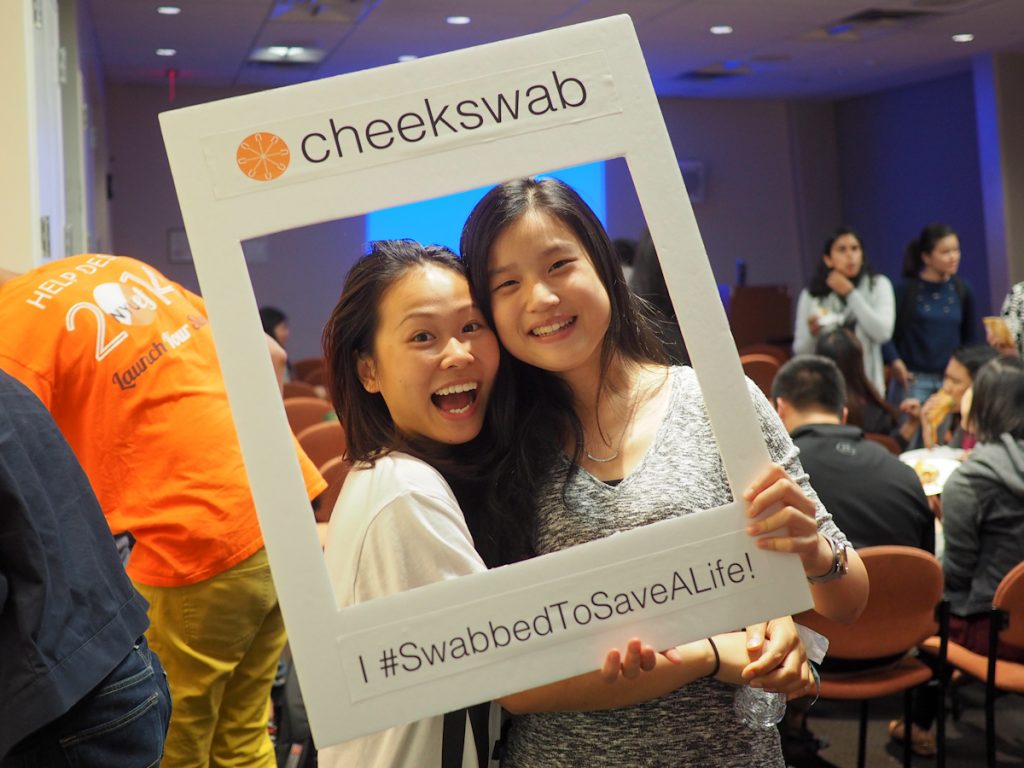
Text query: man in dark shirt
771 355 934 552
770 356 937 763
0 370 170 765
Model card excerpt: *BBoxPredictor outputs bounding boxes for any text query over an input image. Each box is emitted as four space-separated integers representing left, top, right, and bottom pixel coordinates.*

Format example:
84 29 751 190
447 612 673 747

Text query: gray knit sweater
502 366 843 768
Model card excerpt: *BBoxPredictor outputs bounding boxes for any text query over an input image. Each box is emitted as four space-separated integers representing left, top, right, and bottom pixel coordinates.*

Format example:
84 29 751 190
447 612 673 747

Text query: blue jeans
3 637 172 767
906 371 944 405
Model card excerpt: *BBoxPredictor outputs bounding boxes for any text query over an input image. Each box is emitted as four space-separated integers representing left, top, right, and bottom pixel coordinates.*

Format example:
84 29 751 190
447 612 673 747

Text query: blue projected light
365 162 606 252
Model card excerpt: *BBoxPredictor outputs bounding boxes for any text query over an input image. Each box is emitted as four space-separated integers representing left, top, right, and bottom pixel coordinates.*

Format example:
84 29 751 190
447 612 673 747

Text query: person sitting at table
814 328 912 447
771 355 934 553
770 354 933 761
893 354 1024 754
899 344 998 450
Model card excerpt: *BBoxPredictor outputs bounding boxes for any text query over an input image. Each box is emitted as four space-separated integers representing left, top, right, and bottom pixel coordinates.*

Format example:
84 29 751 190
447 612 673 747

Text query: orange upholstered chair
283 397 333 435
282 379 320 399
296 421 347 471
292 356 326 385
738 343 790 365
740 353 781 398
314 455 352 523
920 560 1024 767
797 546 947 768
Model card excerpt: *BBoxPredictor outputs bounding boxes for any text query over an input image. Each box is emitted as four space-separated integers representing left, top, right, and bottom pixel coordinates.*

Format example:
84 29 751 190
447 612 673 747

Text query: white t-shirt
319 452 495 768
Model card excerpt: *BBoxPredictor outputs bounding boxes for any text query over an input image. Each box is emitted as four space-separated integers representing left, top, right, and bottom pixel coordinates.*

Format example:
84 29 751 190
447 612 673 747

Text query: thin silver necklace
585 372 644 463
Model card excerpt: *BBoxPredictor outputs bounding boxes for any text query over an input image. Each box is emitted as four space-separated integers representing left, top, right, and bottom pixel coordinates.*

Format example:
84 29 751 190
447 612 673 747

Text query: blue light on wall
365 162 606 253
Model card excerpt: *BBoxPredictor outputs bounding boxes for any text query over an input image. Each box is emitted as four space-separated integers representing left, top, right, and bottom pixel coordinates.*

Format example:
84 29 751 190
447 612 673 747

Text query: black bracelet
705 637 720 678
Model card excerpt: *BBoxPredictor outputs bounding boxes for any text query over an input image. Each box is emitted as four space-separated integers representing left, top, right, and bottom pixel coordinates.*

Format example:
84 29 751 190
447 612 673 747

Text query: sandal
888 719 937 757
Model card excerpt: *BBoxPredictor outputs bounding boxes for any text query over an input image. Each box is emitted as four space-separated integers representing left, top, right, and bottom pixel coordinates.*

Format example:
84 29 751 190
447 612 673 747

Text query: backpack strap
441 709 468 768
442 704 492 768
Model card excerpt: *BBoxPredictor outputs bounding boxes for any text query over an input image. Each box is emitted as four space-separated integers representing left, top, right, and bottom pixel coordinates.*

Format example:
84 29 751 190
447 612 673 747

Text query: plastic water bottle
734 686 787 729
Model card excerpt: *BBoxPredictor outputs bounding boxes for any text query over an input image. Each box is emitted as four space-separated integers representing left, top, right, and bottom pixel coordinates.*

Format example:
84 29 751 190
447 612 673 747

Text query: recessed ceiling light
446 15 471 25
156 48 177 57
267 46 310 58
710 25 733 35
249 45 325 64
397 54 418 62
156 6 181 14
952 33 974 43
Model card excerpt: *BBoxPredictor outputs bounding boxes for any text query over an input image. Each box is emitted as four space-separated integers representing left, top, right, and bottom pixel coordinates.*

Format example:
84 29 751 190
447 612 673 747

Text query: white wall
607 97 841 309
106 84 366 361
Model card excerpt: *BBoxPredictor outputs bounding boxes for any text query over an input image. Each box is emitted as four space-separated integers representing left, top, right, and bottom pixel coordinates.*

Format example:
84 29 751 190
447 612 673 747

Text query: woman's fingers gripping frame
743 465 820 563
599 638 657 683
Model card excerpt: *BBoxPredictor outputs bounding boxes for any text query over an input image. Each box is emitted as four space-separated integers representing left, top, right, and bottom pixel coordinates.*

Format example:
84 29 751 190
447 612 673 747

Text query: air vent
270 0 365 24
677 65 750 81
801 6 939 42
910 0 995 9
245 58 320 68
842 8 933 24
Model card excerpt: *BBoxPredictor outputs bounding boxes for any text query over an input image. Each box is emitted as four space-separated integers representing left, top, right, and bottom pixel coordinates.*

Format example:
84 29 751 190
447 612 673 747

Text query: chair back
284 397 334 435
315 455 352 523
738 343 790 365
993 560 1024 649
297 421 347 470
799 545 943 659
863 432 901 455
292 357 326 385
283 380 319 399
740 353 781 398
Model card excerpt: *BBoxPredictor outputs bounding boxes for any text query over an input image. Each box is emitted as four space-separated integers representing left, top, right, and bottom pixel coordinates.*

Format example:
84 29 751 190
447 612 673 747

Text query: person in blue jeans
0 370 171 767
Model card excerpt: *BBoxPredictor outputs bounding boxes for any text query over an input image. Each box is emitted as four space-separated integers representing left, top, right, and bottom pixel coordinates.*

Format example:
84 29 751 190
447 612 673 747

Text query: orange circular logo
236 132 290 181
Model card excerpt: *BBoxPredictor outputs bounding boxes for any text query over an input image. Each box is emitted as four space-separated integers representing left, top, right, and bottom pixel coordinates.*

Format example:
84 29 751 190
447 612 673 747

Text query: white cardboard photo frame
160 15 813 747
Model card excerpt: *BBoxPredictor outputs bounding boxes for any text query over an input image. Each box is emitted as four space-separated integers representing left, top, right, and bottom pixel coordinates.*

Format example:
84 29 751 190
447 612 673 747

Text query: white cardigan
793 274 895 395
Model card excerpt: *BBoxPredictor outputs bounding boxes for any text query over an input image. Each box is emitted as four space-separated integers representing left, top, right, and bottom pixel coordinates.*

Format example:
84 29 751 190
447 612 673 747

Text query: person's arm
792 290 816 354
960 279 978 344
267 334 287 393
743 465 868 624
744 384 869 623
743 615 813 695
846 275 895 344
1001 284 1024 356
498 629 814 714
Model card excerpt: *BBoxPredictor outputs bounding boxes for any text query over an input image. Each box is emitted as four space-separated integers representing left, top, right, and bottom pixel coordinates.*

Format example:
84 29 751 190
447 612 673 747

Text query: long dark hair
969 356 1024 443
902 223 957 279
808 227 876 298
460 177 668 564
322 240 470 462
814 328 897 428
322 239 518 568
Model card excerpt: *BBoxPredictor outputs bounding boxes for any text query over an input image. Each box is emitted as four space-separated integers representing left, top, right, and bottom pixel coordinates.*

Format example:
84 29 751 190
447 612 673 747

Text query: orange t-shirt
0 254 326 586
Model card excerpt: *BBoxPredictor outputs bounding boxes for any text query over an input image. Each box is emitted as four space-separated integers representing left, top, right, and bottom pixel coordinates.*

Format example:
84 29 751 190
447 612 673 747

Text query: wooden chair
292 357 325 385
864 431 901 455
314 455 352 523
920 560 1024 767
739 353 781 398
282 380 319 399
797 546 947 768
738 343 790 365
283 397 333 435
296 421 347 471
728 284 792 348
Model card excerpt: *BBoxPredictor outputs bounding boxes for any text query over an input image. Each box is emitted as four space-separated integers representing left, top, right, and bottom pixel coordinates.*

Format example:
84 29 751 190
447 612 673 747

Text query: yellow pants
134 548 286 768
